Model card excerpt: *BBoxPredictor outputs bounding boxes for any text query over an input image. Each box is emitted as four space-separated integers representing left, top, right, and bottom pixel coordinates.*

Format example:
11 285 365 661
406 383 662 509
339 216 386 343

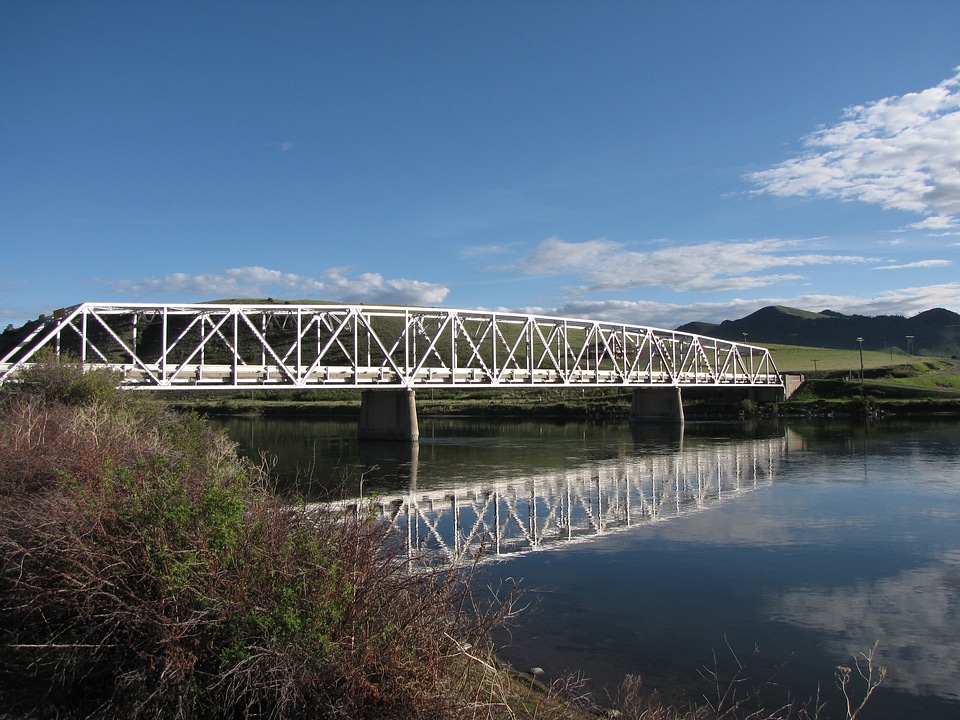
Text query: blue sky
3 1 960 331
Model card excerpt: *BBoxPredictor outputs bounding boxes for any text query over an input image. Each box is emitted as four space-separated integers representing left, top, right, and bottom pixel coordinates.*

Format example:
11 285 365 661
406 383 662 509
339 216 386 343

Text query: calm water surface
213 415 960 719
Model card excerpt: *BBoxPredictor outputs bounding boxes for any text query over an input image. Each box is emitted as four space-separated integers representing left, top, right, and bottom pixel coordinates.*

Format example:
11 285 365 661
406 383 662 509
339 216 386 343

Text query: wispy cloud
874 259 952 270
514 236 870 293
461 243 517 258
748 68 960 228
518 283 960 330
99 266 450 306
909 216 958 231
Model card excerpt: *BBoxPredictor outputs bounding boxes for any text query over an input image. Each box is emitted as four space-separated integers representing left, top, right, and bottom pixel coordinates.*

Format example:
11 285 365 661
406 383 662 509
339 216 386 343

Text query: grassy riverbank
155 344 960 421
0 359 888 719
764 344 960 417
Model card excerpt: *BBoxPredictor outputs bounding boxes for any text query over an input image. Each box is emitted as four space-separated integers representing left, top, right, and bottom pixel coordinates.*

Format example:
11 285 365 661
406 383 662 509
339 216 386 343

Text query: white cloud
874 259 952 270
517 236 870 293
749 68 960 227
100 266 450 306
316 269 450 305
909 216 957 230
518 283 960 329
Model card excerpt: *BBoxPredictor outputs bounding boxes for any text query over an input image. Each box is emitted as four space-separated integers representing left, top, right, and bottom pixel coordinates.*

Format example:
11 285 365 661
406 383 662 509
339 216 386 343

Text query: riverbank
169 383 960 422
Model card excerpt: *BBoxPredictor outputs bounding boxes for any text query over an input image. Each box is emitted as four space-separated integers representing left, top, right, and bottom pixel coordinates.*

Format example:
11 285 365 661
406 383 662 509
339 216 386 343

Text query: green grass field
763 343 921 374
763 343 960 397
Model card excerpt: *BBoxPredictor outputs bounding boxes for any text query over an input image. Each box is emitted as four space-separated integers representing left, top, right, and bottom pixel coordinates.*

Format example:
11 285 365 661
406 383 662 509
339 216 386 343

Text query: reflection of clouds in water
769 551 960 699
645 495 876 547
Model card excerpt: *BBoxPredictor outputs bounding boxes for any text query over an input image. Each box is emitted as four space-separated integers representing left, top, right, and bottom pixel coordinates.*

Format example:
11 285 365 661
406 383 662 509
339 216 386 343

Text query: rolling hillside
678 306 960 358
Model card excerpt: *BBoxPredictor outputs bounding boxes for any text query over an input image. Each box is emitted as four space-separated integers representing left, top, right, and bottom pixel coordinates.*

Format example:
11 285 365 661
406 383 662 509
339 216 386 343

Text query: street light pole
856 337 864 384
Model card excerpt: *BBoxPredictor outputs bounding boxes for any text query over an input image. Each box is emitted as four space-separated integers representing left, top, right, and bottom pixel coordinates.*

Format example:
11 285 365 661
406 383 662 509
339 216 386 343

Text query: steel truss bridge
329 433 787 566
0 302 781 392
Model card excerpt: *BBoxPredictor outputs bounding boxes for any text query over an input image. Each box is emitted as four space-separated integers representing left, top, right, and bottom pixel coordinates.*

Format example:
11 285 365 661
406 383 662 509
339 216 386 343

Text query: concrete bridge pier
358 389 420 441
628 387 684 424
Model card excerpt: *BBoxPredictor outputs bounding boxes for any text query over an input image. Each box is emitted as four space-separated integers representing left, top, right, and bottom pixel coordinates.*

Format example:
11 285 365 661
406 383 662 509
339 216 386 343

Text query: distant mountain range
677 306 960 357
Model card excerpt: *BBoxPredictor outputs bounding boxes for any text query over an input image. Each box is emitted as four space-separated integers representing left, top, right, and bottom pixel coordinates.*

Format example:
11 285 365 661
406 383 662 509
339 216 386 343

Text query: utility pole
856 337 864 384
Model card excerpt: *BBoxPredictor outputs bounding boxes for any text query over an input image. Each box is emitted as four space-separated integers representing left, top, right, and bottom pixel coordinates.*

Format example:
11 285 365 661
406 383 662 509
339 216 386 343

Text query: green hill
677 306 960 358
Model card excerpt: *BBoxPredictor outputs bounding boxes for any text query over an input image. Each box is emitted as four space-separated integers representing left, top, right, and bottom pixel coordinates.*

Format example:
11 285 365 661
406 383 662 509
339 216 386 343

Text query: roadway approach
0 302 788 440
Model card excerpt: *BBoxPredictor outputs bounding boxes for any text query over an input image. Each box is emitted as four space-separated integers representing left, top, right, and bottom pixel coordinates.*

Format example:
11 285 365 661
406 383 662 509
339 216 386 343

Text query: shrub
847 394 876 416
0 359 516 719
9 349 121 406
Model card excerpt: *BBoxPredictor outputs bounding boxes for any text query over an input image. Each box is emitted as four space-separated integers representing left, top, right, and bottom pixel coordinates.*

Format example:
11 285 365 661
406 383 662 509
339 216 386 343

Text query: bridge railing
0 302 782 390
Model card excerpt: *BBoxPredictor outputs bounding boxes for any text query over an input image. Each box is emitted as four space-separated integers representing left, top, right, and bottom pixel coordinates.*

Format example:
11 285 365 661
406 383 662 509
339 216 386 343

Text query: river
211 414 960 719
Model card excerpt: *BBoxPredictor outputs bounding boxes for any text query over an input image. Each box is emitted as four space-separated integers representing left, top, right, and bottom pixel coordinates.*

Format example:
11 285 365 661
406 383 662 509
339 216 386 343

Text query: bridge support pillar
358 389 420 441
629 387 684 424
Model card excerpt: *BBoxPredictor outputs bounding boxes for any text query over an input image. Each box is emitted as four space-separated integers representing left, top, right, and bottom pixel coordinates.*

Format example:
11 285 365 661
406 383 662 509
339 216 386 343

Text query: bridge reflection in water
333 427 788 566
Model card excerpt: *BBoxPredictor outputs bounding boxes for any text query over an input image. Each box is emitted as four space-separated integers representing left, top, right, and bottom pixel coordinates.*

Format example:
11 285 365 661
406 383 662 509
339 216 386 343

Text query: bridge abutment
358 389 420 441
628 387 684 424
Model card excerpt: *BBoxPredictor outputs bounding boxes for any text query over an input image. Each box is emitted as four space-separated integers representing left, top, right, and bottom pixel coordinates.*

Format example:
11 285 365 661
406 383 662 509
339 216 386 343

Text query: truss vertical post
232 309 239 384
405 308 410 382
590 325 596 379
161 306 168 381
353 309 359 373
451 311 457 378
81 310 88 365
130 313 137 365
527 318 533 381
491 313 498 379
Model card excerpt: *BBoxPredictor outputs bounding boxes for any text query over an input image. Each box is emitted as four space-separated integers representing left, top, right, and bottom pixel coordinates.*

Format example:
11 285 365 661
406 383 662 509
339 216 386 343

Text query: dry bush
0 359 520 719
605 640 887 720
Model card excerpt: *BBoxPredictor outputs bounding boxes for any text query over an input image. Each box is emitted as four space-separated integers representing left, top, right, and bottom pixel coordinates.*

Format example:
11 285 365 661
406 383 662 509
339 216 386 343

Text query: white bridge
0 302 783 437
